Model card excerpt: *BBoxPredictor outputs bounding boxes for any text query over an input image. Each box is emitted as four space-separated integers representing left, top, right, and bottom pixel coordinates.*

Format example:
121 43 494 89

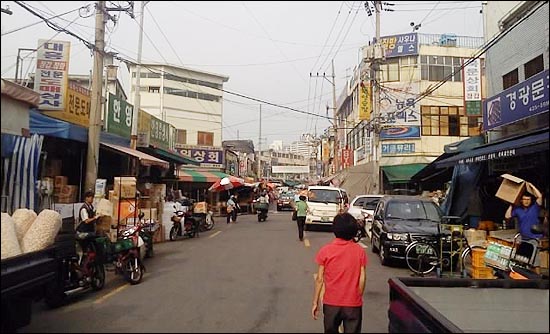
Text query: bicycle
404 217 481 277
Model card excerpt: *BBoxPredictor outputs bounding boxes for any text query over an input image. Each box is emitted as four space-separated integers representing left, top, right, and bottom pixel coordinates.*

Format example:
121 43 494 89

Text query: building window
502 69 518 89
148 86 160 93
197 131 214 146
524 54 544 79
421 106 480 136
176 129 187 145
420 56 462 82
381 59 400 82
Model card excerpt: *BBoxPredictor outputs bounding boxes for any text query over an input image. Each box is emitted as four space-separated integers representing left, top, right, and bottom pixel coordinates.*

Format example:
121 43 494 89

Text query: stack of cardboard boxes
137 183 166 243
42 159 79 203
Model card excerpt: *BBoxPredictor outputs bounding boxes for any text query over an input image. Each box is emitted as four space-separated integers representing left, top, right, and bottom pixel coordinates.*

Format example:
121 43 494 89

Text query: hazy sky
1 1 484 148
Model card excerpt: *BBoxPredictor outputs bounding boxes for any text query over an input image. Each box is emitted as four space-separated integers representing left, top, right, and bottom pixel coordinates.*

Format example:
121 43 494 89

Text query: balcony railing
418 33 484 49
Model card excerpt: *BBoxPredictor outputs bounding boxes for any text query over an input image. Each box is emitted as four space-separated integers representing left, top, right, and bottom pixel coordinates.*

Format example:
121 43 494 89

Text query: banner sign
463 58 482 115
378 33 418 58
178 145 224 167
381 143 415 155
107 93 133 138
43 82 90 126
35 39 70 110
379 82 420 126
483 69 549 131
380 126 421 140
340 148 353 169
358 82 372 120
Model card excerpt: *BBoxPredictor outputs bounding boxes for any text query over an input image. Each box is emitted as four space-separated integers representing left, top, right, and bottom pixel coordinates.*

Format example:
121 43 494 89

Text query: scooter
254 199 269 222
45 230 106 308
170 205 200 240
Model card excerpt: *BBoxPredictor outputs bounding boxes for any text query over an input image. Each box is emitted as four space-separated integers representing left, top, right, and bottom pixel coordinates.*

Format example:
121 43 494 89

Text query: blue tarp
29 109 130 147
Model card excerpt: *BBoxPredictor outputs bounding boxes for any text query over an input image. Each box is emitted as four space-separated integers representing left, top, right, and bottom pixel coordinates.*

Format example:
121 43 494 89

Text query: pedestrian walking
226 194 238 224
294 195 309 241
312 212 367 333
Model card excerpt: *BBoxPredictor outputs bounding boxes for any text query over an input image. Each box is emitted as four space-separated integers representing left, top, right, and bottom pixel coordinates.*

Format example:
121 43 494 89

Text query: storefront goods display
12 208 37 243
20 209 62 253
1 213 22 259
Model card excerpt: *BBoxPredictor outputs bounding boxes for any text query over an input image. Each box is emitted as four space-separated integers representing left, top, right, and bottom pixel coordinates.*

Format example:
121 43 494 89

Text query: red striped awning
178 169 230 183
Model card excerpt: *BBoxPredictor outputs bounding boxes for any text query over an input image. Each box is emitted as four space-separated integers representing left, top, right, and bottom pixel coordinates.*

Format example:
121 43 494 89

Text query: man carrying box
505 182 544 273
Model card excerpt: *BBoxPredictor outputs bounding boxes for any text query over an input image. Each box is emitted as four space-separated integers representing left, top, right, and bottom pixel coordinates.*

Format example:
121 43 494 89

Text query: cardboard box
113 176 137 199
60 185 78 197
540 250 549 269
44 159 62 177
495 174 526 205
54 176 69 194
55 193 76 204
464 229 487 245
111 199 137 220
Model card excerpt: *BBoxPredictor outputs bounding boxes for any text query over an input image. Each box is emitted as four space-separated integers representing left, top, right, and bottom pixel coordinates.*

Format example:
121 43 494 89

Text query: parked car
370 195 443 266
277 192 295 211
347 194 383 239
305 186 349 230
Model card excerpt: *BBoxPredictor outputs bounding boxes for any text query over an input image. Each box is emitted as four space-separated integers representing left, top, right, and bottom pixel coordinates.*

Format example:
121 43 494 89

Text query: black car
370 195 444 266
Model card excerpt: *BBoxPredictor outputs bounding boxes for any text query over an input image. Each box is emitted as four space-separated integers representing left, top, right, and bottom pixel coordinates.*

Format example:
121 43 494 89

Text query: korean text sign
378 33 418 58
35 39 70 110
107 93 133 138
178 146 224 166
483 69 549 131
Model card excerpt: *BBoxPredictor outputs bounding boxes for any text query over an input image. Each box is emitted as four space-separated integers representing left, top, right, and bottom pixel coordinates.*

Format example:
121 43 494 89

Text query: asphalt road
20 207 414 333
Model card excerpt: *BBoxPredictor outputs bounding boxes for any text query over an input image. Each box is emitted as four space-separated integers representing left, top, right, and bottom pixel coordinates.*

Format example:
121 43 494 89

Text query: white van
305 185 349 229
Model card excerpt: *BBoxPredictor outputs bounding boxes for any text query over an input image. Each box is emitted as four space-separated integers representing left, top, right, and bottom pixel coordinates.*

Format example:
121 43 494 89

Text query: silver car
347 195 383 239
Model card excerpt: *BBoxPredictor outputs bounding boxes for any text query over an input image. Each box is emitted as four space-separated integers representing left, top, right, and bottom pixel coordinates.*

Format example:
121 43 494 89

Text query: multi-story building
433 1 549 223
128 63 229 149
331 32 485 198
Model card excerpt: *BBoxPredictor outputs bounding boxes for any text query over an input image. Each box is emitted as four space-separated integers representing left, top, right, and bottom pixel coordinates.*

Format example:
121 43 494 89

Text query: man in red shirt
312 212 368 333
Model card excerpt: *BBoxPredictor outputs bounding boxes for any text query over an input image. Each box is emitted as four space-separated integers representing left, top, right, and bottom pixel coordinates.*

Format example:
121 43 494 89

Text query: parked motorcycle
105 224 146 285
170 205 200 240
137 211 159 258
45 230 105 308
197 210 215 232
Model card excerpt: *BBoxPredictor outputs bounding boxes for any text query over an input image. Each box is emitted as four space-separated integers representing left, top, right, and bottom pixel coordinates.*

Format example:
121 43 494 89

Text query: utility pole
131 1 148 149
85 1 105 192
257 104 262 180
310 60 338 175
15 48 36 84
372 0 382 195
331 59 338 174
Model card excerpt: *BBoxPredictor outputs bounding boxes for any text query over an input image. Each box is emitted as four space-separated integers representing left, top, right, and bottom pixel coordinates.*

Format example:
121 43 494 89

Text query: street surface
20 207 413 333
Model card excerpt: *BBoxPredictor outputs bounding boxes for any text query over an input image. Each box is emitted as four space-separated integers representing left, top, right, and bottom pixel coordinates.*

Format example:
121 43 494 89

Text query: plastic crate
472 248 487 268
111 238 134 254
471 266 495 279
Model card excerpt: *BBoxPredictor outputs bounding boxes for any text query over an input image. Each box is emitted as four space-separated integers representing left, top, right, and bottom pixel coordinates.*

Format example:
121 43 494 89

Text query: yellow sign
322 139 330 162
43 83 90 126
358 82 372 120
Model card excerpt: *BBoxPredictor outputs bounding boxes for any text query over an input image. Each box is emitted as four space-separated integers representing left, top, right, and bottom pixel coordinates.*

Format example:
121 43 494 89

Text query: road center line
304 239 311 248
208 231 222 239
93 284 128 304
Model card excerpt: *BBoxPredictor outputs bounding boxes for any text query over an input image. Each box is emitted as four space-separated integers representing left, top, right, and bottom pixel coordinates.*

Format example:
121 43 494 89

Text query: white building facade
129 63 229 148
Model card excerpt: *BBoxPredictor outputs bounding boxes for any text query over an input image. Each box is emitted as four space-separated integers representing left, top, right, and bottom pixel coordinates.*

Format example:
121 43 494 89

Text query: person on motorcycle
257 190 270 220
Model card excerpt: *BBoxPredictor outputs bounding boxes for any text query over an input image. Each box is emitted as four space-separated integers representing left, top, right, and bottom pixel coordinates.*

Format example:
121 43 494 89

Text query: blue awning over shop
436 130 549 168
29 109 130 147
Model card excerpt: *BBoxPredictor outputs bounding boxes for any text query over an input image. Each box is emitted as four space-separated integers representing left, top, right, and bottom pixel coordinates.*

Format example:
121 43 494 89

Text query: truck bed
388 277 549 333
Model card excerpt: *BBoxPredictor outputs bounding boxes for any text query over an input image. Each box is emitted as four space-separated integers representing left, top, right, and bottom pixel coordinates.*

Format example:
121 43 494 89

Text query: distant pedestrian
226 194 238 224
312 212 367 333
294 195 309 241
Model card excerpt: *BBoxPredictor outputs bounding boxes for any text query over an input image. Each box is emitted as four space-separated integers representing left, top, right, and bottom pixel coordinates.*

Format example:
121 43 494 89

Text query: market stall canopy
208 176 245 192
138 146 199 166
381 163 427 184
178 169 230 183
101 142 169 169
435 130 549 168
29 110 129 146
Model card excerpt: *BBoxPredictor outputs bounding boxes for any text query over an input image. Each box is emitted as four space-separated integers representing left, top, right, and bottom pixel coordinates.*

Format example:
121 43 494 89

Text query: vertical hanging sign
463 58 482 115
35 39 70 110
358 81 372 120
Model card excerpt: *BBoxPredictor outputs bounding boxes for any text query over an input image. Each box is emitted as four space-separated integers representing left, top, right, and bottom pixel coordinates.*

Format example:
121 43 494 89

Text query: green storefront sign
466 100 482 116
150 116 170 150
107 93 133 138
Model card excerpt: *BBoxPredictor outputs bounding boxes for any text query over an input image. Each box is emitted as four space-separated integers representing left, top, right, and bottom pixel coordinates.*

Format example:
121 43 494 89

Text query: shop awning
178 169 230 183
138 146 199 166
436 130 549 168
381 163 427 184
101 143 169 169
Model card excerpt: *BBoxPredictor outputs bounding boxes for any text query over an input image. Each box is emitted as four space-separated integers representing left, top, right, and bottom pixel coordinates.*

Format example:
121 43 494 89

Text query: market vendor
505 182 544 273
